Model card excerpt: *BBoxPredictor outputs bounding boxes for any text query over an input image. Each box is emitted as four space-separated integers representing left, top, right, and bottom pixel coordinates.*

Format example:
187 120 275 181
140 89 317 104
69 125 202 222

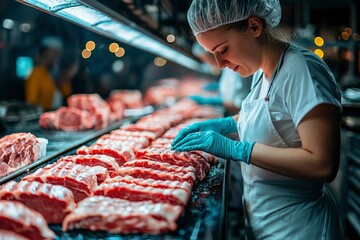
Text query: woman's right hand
171 116 237 146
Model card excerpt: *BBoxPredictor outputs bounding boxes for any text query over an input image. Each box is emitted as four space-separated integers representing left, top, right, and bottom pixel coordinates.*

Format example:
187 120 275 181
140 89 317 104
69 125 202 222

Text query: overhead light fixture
16 0 208 74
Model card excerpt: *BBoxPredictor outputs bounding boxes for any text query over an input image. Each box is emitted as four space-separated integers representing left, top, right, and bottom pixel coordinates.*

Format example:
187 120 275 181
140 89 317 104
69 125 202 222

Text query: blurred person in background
189 42 252 115
25 36 63 111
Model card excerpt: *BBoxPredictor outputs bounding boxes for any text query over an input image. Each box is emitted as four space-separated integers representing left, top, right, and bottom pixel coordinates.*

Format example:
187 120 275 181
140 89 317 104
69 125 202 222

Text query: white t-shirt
250 43 342 147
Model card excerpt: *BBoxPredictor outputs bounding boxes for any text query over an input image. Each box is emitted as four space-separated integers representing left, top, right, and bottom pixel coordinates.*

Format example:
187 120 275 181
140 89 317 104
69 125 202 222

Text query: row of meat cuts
0 100 222 238
39 90 145 131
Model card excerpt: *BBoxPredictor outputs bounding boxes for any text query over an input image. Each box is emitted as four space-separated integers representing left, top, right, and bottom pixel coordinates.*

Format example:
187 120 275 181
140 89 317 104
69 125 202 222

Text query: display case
0 115 230 240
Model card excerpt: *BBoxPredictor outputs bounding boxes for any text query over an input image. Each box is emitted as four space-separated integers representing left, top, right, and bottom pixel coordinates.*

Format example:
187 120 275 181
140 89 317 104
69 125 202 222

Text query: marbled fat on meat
59 154 119 174
0 133 40 178
63 196 182 234
106 175 192 194
22 161 104 202
94 181 190 206
0 200 55 240
112 166 195 186
0 180 75 223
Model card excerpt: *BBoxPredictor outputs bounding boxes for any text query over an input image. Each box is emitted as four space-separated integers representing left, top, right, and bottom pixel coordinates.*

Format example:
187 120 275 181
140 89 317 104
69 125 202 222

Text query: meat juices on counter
0 200 55 240
63 196 182 234
0 181 76 223
0 133 40 178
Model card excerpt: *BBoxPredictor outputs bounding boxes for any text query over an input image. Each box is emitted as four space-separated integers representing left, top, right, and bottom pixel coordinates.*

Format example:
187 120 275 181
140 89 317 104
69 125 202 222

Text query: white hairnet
187 0 282 35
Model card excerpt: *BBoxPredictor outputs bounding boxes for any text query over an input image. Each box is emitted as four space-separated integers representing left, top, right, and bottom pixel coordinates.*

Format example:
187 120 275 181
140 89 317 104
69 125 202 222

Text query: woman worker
172 0 344 239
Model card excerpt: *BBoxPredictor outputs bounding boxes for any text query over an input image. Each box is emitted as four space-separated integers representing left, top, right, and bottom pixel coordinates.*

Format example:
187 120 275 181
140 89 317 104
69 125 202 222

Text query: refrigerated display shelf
0 117 229 239
0 117 135 184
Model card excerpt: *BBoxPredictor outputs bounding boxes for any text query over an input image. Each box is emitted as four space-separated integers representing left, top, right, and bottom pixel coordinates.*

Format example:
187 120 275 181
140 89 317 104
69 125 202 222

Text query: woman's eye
220 48 227 54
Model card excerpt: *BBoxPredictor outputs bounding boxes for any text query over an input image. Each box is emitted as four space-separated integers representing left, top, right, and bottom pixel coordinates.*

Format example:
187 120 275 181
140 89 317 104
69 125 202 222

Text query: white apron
237 46 344 240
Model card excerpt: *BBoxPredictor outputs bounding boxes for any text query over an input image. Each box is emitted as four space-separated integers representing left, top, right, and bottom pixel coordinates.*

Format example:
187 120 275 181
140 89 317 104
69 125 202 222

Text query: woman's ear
247 17 263 37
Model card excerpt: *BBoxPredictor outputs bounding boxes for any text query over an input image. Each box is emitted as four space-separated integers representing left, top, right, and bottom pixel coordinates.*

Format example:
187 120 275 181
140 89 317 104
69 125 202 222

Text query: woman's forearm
250 144 339 182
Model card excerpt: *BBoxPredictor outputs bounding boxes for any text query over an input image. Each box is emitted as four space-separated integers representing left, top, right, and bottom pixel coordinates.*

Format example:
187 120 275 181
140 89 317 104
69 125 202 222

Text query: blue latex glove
203 82 219 91
172 117 237 147
172 131 255 164
189 95 222 105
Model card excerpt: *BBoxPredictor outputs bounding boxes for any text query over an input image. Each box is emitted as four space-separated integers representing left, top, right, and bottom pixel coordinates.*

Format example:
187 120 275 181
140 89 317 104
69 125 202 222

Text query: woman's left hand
172 131 255 164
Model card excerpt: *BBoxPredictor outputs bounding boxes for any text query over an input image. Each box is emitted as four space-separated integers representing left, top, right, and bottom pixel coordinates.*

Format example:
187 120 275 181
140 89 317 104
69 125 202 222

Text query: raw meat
144 85 177 106
59 154 119 175
111 166 195 186
38 112 56 129
62 196 182 234
99 134 150 150
0 230 29 240
0 133 40 178
108 90 144 109
0 180 75 223
67 94 111 129
110 129 157 141
121 123 165 138
77 143 135 166
138 112 184 127
23 161 104 202
123 159 197 176
191 151 218 165
105 175 192 194
52 107 95 131
94 181 190 206
136 148 210 180
0 200 55 240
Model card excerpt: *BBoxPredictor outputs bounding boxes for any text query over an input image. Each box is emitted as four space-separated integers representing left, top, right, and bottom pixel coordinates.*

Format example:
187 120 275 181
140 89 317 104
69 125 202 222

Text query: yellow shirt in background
59 81 72 100
25 66 56 111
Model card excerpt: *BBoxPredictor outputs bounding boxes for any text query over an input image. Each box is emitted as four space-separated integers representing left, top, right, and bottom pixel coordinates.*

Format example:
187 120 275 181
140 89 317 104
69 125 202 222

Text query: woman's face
196 20 262 78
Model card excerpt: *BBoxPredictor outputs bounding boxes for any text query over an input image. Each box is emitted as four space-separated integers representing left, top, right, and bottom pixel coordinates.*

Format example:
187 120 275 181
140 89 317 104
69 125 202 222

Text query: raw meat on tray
0 133 40 178
67 94 111 129
0 200 55 240
123 159 197 175
77 143 135 166
112 166 196 186
94 181 190 206
136 148 210 180
63 196 182 234
59 154 119 175
0 180 75 223
110 129 157 141
23 161 106 202
105 175 192 194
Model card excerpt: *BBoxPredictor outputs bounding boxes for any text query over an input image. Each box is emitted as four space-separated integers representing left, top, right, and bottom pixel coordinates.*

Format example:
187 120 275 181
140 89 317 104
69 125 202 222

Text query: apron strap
265 44 291 102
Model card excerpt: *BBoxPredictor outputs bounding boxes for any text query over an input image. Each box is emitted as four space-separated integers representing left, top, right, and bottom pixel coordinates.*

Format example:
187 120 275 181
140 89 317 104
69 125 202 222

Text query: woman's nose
214 52 229 69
